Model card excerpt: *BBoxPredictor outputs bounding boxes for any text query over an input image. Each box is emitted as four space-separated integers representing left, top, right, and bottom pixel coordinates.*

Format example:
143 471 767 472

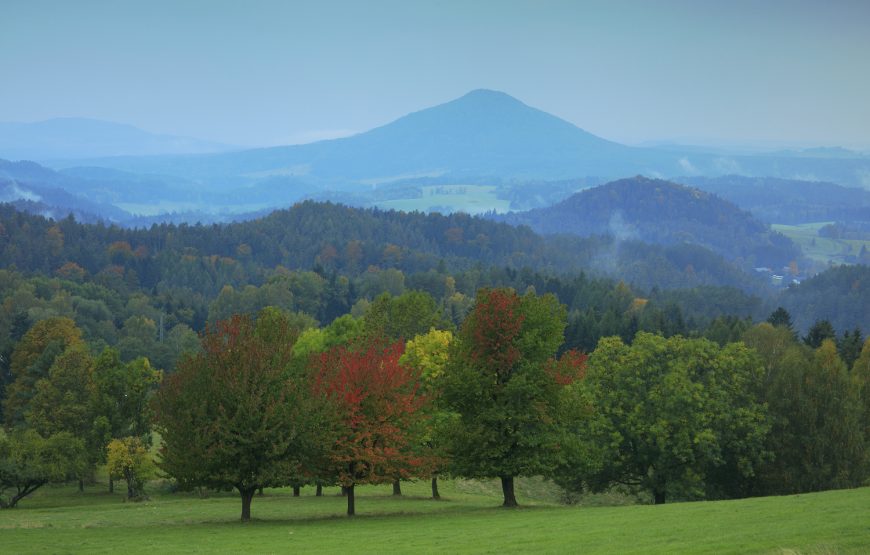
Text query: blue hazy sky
2 0 869 149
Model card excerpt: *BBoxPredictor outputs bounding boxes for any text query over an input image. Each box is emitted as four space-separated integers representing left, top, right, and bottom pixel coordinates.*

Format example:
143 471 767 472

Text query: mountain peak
440 89 533 113
334 89 632 178
457 88 520 102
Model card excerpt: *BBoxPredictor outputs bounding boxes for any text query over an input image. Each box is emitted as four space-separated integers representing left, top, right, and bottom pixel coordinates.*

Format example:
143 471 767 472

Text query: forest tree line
2 287 868 519
2 201 868 516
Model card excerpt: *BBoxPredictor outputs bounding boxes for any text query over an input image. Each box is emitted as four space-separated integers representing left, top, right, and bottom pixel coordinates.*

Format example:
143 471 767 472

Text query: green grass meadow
773 222 870 266
2 477 868 554
374 185 510 214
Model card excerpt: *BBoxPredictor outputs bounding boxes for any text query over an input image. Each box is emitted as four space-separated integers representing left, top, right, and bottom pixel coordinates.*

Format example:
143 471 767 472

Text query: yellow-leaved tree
106 437 154 501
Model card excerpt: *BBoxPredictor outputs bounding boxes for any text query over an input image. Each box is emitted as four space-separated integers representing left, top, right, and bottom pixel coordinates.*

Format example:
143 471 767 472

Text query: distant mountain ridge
45 90 686 181
41 89 870 190
0 117 235 160
5 90 870 223
494 176 802 268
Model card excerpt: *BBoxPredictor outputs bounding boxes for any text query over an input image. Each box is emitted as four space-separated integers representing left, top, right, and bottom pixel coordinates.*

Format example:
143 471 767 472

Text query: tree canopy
573 332 769 504
441 287 582 506
153 311 323 520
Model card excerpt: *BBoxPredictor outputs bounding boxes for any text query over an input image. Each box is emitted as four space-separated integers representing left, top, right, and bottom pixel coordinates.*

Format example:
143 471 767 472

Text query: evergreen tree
803 319 836 349
766 307 795 336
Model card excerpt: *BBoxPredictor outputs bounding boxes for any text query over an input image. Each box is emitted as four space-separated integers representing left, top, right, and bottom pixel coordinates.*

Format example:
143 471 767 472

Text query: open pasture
2 478 868 554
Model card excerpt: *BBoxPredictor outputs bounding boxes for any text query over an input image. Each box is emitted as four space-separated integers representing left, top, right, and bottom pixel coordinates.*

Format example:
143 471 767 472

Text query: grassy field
2 477 868 554
773 222 870 266
374 185 510 215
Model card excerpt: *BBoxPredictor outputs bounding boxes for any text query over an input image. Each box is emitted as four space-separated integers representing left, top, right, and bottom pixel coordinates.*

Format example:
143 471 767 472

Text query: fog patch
609 210 638 241
588 211 638 276
0 182 41 203
678 157 698 174
713 157 741 174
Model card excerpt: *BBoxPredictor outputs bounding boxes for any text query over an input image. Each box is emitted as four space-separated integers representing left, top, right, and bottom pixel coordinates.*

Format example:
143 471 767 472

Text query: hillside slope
777 264 870 333
0 199 764 295
496 176 802 268
678 175 870 224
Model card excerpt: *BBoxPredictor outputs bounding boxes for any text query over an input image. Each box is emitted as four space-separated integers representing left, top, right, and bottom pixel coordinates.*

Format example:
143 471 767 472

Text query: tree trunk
108 477 114 494
392 479 402 496
315 484 323 497
654 489 666 505
5 481 45 508
346 484 355 516
78 479 84 492
257 487 263 496
239 487 256 521
340 485 349 496
293 485 301 497
501 475 518 507
431 476 440 500
124 468 135 499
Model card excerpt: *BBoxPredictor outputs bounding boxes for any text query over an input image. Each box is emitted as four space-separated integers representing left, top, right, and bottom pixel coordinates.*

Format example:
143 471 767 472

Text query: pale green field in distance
2 477 868 554
116 201 273 216
373 185 511 215
773 222 870 266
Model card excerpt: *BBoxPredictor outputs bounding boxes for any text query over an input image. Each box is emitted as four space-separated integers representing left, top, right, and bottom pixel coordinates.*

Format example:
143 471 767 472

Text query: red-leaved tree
312 339 434 516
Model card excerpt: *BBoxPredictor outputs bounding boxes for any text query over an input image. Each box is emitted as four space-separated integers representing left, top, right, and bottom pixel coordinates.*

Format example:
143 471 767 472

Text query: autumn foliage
547 350 588 386
312 339 434 515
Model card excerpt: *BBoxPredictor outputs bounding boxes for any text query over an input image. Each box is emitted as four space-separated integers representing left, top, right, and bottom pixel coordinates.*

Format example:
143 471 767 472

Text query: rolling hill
677 175 870 224
495 176 802 268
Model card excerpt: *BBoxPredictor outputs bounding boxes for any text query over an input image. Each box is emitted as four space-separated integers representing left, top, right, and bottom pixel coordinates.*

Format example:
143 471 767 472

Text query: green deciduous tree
577 333 769 504
745 325 868 494
3 317 83 426
853 338 870 480
25 343 99 489
292 314 365 362
0 429 87 508
153 312 324 521
441 288 578 507
26 344 94 439
363 291 449 341
89 348 162 492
